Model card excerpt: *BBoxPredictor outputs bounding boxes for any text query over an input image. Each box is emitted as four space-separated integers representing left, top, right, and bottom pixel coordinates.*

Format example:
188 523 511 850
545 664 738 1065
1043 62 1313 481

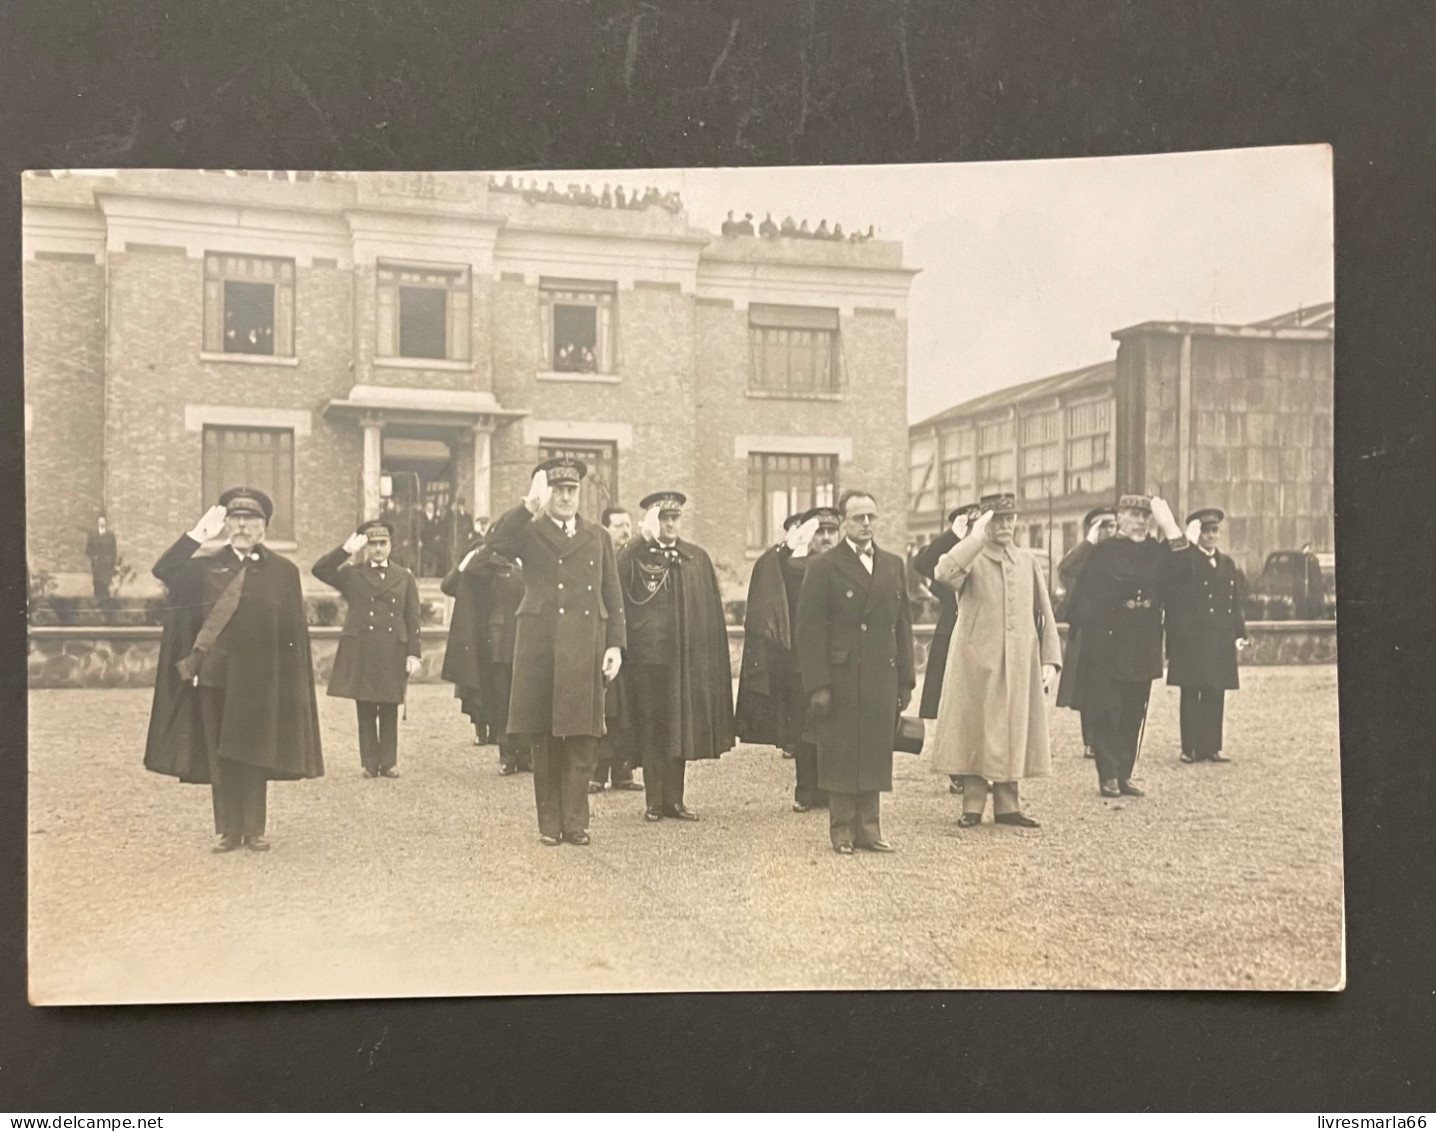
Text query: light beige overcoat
929 534 1063 782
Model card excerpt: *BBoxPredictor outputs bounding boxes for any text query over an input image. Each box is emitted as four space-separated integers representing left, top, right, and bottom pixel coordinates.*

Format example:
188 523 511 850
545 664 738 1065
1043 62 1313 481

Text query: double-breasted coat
928 535 1062 782
1054 539 1094 710
486 504 626 738
312 547 422 703
911 529 960 719
796 540 916 794
1164 546 1246 690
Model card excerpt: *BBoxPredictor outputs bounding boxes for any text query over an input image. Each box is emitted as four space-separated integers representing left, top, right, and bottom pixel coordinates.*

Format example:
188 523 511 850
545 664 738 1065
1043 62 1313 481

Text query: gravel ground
28 666 1343 1003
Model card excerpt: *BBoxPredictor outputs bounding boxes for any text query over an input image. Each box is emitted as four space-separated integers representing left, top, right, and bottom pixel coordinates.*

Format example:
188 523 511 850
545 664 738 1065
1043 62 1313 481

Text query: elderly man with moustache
1165 507 1250 764
929 493 1062 828
796 490 916 854
486 458 626 846
144 488 324 853
1065 493 1190 798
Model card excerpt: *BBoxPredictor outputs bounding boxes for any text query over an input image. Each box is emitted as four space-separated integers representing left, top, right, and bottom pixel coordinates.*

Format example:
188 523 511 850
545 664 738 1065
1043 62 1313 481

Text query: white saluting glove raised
1185 519 1203 545
951 511 971 540
969 508 995 539
640 505 662 543
342 532 369 556
523 469 551 515
1149 495 1180 539
1086 518 1104 545
188 505 229 543
787 517 822 558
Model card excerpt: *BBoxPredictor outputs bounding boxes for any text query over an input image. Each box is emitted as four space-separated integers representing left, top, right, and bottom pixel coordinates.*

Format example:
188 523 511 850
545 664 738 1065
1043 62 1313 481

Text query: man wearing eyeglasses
796 490 916 854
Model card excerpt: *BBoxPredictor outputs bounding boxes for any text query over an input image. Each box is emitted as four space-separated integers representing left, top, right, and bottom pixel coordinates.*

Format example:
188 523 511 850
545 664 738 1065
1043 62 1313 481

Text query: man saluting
144 488 324 853
486 458 626 846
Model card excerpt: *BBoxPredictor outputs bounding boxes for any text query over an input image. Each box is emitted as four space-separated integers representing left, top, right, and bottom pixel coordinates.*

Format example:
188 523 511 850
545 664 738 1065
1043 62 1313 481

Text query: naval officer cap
535 455 587 485
1186 507 1225 527
979 492 1018 516
639 491 688 514
1083 505 1118 528
946 501 981 524
1116 493 1153 514
219 486 274 521
357 519 394 541
781 513 805 533
801 505 842 528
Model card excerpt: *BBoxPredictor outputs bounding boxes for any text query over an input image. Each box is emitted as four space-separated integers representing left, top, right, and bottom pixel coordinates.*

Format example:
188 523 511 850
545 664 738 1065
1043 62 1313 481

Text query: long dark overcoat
312 547 421 703
796 540 915 794
911 529 959 719
1054 539 1094 710
1164 546 1246 690
144 536 324 783
486 505 626 738
734 542 795 745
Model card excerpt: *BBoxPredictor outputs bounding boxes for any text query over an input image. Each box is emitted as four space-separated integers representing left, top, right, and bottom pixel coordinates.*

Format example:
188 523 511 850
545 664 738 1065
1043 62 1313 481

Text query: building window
939 427 976 513
537 440 618 527
1066 398 1114 495
201 426 294 540
747 453 838 550
975 417 1014 497
377 263 471 361
203 254 294 356
749 304 840 394
1062 520 1079 554
540 280 616 373
1028 524 1046 549
909 437 937 513
1020 411 1062 501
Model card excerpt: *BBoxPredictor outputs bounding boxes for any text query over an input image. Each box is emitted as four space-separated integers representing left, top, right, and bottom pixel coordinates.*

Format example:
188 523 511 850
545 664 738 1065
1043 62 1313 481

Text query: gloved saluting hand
342 532 369 556
523 469 551 515
188 505 229 544
787 516 822 558
1185 519 1203 545
969 507 995 540
951 510 972 540
640 504 662 543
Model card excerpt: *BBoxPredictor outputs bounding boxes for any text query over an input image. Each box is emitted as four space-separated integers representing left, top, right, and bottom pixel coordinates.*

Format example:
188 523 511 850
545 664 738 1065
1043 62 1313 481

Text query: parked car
1249 549 1335 620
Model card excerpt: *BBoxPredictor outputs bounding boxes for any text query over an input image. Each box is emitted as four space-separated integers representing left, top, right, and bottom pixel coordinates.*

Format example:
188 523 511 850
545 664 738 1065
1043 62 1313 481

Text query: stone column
472 423 492 521
362 417 383 520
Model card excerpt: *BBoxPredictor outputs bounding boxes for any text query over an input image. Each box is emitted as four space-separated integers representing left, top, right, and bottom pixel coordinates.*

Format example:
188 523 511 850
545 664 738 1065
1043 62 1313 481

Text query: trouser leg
992 781 1020 817
854 791 882 846
199 688 264 838
230 760 268 838
1089 705 1120 784
794 741 826 807
1196 688 1226 757
558 736 599 835
1116 682 1151 782
376 702 399 769
828 792 858 848
1179 687 1200 755
662 758 686 808
355 701 379 771
961 775 990 817
530 737 564 838
1079 709 1095 749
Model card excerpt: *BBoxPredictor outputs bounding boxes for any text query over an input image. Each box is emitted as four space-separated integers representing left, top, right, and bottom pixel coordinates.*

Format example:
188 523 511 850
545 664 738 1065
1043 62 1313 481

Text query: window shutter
274 265 295 357
376 272 396 357
448 279 470 362
539 294 553 368
597 299 613 373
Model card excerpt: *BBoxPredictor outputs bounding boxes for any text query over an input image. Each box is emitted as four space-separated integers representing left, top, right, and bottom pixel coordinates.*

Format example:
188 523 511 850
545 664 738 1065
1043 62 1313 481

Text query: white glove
342 532 369 555
602 646 623 682
951 511 971 540
1086 518 1104 545
969 508 995 539
640 505 661 543
404 656 423 678
1149 495 1177 535
523 469 551 514
786 517 821 554
187 504 228 543
1041 663 1058 693
1185 519 1203 545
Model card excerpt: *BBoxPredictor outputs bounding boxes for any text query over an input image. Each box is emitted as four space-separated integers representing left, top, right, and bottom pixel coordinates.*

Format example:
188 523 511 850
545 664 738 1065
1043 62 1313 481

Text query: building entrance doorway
381 435 458 577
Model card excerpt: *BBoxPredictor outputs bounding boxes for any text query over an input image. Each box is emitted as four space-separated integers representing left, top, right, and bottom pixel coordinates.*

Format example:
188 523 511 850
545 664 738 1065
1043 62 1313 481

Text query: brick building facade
909 303 1334 578
24 171 916 599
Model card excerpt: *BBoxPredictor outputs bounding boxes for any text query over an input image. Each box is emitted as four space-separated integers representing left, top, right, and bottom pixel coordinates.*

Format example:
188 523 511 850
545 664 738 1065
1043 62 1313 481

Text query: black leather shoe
1083 747 1096 759
792 801 811 813
859 839 896 852
1118 781 1145 797
833 843 855 855
212 835 243 854
994 812 1041 828
564 831 591 846
949 778 965 794
379 767 400 779
663 804 700 821
587 781 605 794
499 763 519 776
1099 780 1122 798
362 767 378 779
1207 753 1232 763
245 836 271 852
613 780 645 791
540 834 562 847
1179 750 1197 763
957 813 982 828
644 807 664 822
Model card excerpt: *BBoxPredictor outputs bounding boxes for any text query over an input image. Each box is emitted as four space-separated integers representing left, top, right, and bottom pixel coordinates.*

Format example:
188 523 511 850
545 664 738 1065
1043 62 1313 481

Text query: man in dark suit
486 458 626 846
144 488 324 852
796 490 916 854
1165 507 1250 763
911 502 979 793
312 521 423 778
85 514 118 600
1055 505 1117 759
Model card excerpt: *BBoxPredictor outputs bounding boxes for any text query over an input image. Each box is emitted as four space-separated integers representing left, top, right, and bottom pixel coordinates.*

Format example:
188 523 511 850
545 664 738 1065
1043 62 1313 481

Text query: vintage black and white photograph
23 147 1339 1004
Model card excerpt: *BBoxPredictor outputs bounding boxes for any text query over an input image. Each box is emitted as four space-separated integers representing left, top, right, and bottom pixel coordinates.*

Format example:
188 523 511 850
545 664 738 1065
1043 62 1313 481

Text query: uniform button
368 626 374 631
860 624 867 631
584 610 590 616
588 585 593 591
558 583 564 589
558 608 565 614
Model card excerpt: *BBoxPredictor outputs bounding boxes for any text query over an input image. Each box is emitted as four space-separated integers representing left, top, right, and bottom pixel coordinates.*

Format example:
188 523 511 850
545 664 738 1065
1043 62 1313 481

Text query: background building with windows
23 170 916 600
908 303 1334 580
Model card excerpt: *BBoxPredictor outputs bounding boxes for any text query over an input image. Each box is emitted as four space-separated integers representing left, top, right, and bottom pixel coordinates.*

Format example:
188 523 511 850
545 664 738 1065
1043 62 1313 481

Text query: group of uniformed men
142 464 1250 856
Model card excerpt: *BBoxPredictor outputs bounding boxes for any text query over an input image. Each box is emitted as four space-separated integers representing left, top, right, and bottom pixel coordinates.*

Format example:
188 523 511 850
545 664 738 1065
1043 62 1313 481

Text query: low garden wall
28 621 1338 690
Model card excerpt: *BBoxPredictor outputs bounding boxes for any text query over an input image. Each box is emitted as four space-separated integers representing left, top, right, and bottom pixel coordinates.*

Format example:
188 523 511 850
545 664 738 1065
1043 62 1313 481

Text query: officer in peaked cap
144 486 323 853
619 490 735 822
312 519 424 779
486 456 626 846
1166 507 1249 764
1055 504 1119 758
911 501 983 794
1063 492 1191 799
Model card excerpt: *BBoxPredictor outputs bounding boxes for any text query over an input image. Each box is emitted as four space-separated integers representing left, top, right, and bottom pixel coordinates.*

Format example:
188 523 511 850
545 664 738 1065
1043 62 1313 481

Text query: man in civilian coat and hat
1165 507 1250 763
312 521 423 778
1055 505 1118 759
1065 493 1190 798
618 490 735 823
144 487 324 852
486 457 626 846
796 489 916 854
911 501 981 793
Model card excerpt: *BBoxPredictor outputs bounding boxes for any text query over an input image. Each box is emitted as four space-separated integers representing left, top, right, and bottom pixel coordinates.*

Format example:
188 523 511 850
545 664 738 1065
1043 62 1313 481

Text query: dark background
1 0 1432 1112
